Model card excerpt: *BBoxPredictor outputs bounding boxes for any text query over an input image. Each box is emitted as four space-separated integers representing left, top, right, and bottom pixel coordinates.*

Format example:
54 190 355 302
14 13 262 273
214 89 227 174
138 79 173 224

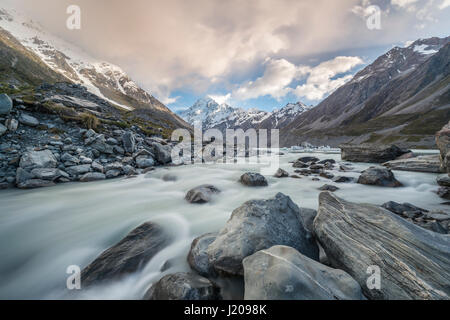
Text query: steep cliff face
281 37 450 148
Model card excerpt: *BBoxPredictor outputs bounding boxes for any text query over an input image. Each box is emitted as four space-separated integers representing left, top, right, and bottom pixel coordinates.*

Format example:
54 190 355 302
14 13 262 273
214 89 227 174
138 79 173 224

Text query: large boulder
436 120 450 174
151 142 172 164
243 246 364 300
0 93 13 115
122 132 136 154
340 144 409 163
239 172 268 187
81 222 171 287
187 233 218 277
357 167 402 187
19 150 57 170
144 273 221 300
31 168 68 181
185 185 220 204
383 155 442 173
313 192 450 300
205 193 319 276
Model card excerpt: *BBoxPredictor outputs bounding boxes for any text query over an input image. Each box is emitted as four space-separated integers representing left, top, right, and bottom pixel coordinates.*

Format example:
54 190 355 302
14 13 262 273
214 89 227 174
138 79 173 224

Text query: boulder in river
188 233 218 277
313 192 450 299
205 193 319 276
340 144 409 163
144 272 221 300
436 120 450 174
318 184 339 192
437 174 450 187
151 142 172 164
382 155 442 173
243 246 365 300
274 168 289 178
292 160 308 168
80 172 106 182
81 222 171 287
297 156 319 163
239 172 268 187
185 185 220 204
357 167 402 187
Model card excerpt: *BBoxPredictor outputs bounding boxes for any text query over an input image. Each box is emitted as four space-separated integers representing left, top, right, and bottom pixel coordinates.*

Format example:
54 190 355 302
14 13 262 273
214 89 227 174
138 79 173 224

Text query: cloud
292 56 364 101
208 93 231 105
391 0 419 9
439 0 450 9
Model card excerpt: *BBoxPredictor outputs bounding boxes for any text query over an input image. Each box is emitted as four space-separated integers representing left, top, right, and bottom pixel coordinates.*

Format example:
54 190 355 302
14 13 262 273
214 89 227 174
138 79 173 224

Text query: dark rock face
436 121 450 174
313 192 450 300
239 172 268 187
357 167 402 187
274 168 289 178
340 144 409 163
185 185 220 204
205 193 319 276
188 233 218 277
81 222 171 287
144 273 221 300
243 246 364 300
383 155 442 173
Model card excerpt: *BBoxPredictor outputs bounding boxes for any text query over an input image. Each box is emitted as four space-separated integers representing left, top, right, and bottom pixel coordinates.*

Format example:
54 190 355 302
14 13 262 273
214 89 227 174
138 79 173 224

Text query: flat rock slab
243 245 365 300
313 192 450 300
81 222 171 287
383 155 442 173
340 144 409 163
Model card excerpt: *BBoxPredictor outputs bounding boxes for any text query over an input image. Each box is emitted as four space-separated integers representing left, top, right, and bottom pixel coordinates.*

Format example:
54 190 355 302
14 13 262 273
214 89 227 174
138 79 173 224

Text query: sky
4 0 450 112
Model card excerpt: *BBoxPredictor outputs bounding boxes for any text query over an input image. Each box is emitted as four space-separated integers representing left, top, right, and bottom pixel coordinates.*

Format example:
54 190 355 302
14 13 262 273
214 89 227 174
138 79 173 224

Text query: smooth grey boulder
185 185 220 204
136 155 155 169
144 272 221 300
383 155 442 173
152 142 172 164
313 192 450 300
18 113 39 127
66 164 91 176
0 123 6 136
357 167 402 187
187 233 218 277
340 144 409 163
0 93 13 115
243 246 365 300
206 193 319 276
31 168 68 181
80 172 106 182
274 168 289 178
239 172 268 187
81 222 171 287
16 167 34 185
19 150 57 170
332 176 354 183
318 184 339 192
122 132 136 154
437 174 450 187
17 179 55 189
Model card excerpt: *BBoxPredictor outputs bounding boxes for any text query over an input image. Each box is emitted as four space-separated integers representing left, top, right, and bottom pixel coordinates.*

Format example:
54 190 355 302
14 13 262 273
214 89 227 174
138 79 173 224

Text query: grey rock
18 113 39 127
206 193 319 276
243 246 364 300
292 161 308 168
80 156 92 164
81 222 171 287
357 166 402 187
144 273 221 300
16 167 34 185
91 136 114 154
436 121 449 174
332 176 354 183
80 172 106 182
383 155 442 173
31 168 68 181
64 137 73 145
61 153 80 165
239 172 268 187
106 137 118 145
91 161 104 173
106 169 121 179
5 118 18 132
20 150 57 170
313 192 450 300
437 187 450 200
298 156 319 163
113 145 125 155
187 233 218 277
0 124 6 136
381 201 428 216
122 132 136 154
136 155 155 169
0 94 13 115
437 174 450 187
185 185 220 204
17 179 55 189
151 142 172 164
274 168 289 178
122 165 136 176
105 162 123 172
340 144 409 163
66 164 91 176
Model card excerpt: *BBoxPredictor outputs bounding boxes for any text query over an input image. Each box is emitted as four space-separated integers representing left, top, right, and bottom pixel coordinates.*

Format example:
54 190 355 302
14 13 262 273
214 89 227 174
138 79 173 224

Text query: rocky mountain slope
0 7 188 130
281 36 450 148
178 97 312 132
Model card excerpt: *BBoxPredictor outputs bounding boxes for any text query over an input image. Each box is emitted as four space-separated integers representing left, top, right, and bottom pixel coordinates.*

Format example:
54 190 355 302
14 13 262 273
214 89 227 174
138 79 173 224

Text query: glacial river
0 151 447 299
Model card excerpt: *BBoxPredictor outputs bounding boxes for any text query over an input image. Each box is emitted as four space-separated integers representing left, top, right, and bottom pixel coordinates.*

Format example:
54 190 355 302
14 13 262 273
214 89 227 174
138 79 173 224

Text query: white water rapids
0 151 447 299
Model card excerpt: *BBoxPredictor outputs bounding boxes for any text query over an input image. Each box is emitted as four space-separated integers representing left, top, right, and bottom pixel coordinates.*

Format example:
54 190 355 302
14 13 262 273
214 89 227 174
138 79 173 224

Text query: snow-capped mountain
0 7 154 110
178 97 312 131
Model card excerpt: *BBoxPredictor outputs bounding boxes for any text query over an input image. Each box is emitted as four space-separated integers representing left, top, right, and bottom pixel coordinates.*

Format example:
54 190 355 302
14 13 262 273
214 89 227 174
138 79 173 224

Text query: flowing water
0 151 447 299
